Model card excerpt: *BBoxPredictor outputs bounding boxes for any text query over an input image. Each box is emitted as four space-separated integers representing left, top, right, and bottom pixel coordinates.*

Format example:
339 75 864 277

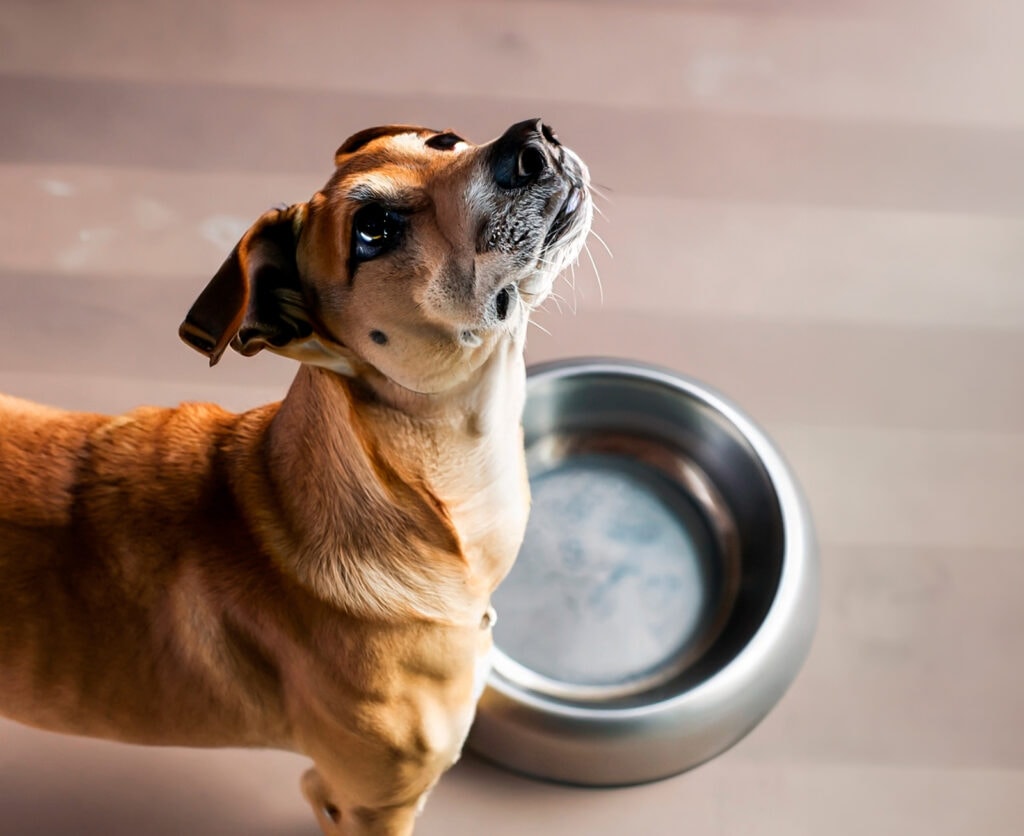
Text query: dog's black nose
491 118 559 189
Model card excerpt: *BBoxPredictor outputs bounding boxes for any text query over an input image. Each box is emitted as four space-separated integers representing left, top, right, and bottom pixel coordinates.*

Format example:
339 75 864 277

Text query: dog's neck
260 331 530 626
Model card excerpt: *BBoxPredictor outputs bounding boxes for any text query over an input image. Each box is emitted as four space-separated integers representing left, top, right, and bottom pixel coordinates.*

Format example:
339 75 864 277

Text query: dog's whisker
546 290 570 314
583 240 604 305
553 286 578 316
532 253 561 271
528 317 552 336
589 229 613 259
560 264 578 315
517 292 550 335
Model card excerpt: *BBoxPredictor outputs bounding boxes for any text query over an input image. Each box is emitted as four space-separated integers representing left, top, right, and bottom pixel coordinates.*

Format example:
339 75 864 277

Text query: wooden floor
2 0 1022 833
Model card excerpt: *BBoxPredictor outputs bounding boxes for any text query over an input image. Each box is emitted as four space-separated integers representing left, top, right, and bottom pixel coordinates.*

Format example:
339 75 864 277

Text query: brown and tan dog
0 120 591 835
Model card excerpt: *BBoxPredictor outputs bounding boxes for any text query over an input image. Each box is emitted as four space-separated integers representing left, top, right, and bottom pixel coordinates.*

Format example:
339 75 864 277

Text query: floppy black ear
179 204 312 366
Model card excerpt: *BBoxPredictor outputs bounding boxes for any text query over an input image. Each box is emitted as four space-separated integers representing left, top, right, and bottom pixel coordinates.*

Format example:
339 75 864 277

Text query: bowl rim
486 356 818 722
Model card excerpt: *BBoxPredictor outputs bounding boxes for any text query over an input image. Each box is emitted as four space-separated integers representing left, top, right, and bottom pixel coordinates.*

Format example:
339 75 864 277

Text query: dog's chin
361 329 499 397
517 263 560 305
436 282 525 341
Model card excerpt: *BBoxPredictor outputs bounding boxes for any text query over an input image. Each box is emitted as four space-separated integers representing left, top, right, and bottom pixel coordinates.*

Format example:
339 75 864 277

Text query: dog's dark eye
351 203 405 263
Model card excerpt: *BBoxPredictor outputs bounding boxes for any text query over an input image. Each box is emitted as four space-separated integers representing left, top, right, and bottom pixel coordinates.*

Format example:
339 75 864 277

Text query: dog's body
0 121 591 834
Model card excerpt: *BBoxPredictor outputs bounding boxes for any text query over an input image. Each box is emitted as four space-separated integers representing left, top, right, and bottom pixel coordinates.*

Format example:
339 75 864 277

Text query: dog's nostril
516 145 547 182
491 119 552 189
495 286 512 321
323 803 340 823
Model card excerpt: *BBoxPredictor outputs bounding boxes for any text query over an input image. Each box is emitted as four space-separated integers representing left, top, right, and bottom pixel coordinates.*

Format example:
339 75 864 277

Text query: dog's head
180 119 592 394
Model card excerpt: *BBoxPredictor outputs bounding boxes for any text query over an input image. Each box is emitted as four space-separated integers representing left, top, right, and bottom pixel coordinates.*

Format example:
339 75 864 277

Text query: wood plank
0 164 315 279
574 197 1024 329
0 269 297 391
0 723 310 836
0 370 283 416
422 756 1024 836
526 310 1024 434
4 75 1024 215
742 544 1024 770
772 425 1024 550
3 718 1022 836
2 0 1021 127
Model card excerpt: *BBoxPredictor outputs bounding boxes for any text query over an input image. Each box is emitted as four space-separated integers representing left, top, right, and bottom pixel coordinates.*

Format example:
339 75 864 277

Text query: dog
0 119 592 835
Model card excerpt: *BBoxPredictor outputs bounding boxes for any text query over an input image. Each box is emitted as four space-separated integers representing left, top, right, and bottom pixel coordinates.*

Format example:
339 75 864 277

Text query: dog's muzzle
488 119 588 251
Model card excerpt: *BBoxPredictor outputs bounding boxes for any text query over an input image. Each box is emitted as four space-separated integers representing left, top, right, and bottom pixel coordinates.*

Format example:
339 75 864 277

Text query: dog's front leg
301 767 426 836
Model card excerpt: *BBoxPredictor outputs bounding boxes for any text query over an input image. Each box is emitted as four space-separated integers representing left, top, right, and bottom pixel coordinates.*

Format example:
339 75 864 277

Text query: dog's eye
351 203 405 262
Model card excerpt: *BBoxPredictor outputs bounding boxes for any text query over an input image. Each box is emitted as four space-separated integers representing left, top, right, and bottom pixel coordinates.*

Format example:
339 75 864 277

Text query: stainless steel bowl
468 358 818 786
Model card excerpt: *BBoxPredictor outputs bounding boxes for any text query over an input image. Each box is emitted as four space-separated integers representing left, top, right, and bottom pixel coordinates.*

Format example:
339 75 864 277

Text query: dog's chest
442 439 530 593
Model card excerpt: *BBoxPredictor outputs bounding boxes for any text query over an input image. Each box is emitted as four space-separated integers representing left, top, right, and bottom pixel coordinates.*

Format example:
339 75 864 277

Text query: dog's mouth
445 122 594 333
542 184 585 252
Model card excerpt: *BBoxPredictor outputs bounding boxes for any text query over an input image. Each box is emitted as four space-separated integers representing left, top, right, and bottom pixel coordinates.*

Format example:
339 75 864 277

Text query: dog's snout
491 118 559 190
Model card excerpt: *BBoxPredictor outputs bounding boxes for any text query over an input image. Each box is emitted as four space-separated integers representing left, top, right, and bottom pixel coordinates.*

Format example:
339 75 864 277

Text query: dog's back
0 395 294 745
0 394 258 535
0 395 108 529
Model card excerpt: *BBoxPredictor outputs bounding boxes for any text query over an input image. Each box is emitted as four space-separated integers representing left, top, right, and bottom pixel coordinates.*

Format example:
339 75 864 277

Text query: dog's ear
179 204 312 366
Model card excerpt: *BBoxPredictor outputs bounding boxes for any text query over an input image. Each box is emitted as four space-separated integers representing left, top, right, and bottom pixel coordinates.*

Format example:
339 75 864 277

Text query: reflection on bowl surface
469 359 818 786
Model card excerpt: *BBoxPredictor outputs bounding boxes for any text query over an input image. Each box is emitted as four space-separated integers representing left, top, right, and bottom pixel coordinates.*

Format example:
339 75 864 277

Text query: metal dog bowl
468 358 818 786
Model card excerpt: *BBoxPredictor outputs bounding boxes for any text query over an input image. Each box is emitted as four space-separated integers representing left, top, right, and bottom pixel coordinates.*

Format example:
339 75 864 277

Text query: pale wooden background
1 1 1022 833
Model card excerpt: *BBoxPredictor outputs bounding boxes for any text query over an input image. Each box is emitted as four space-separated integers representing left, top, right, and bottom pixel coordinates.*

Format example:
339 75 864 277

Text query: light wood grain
4 0 1022 127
